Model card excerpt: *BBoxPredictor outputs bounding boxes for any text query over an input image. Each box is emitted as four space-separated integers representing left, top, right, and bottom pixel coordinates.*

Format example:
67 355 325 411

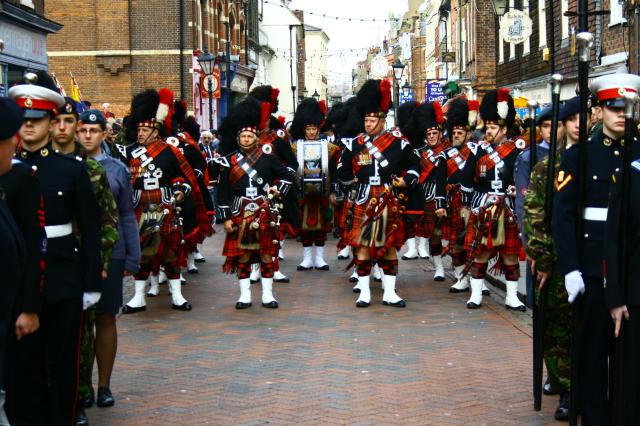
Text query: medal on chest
480 164 487 177
357 152 372 166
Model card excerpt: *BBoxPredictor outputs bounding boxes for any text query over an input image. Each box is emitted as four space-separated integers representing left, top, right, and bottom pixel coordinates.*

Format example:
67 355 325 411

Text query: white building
252 0 302 122
303 24 329 102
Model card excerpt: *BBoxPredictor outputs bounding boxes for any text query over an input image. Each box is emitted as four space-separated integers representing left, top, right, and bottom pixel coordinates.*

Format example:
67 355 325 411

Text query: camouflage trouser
78 306 96 400
536 273 571 393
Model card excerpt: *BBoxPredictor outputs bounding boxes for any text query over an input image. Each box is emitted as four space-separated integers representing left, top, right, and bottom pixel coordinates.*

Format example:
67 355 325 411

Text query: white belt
583 207 608 222
45 222 73 238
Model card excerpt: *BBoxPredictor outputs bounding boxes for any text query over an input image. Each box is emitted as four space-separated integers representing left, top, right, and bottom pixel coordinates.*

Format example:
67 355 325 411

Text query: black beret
535 106 553 125
60 97 79 115
0 97 25 140
559 96 581 122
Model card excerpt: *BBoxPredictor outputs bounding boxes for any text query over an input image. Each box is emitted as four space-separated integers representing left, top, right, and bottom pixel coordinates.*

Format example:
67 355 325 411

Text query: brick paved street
89 229 562 425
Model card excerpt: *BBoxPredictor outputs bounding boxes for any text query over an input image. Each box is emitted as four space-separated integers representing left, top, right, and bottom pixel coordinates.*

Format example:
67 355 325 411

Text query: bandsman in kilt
216 97 294 309
441 97 479 293
403 101 449 281
248 85 297 283
337 79 421 308
117 88 209 313
290 98 341 271
460 88 526 311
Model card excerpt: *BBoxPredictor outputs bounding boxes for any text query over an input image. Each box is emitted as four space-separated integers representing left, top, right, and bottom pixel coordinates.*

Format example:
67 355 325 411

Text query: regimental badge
89 113 97 121
40 147 49 157
20 151 28 159
515 139 526 149
603 137 612 147
65 103 73 113
256 177 264 185
618 88 627 96
262 144 272 154
24 97 33 108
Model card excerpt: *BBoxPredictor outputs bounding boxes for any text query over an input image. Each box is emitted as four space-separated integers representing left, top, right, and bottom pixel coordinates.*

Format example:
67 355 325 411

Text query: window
610 0 627 26
561 0 569 39
508 0 515 60
498 16 505 63
538 0 546 47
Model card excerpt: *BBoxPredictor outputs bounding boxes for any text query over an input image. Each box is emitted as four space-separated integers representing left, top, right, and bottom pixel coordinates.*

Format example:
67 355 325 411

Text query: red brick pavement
88 230 562 425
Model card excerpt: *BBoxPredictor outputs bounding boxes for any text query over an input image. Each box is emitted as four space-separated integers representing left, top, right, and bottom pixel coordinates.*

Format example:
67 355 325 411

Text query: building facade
0 0 61 96
303 24 329 102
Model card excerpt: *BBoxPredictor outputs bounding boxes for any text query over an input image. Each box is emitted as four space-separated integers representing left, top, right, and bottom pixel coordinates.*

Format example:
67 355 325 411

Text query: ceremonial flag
69 73 87 112
51 73 67 96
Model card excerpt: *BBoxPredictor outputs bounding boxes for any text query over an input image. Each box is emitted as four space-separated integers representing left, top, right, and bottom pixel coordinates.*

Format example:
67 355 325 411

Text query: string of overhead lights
263 0 400 23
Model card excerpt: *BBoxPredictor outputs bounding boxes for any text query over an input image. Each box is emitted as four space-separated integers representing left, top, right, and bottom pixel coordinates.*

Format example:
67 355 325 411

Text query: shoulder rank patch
392 129 402 138
556 171 572 191
515 138 526 149
262 144 273 154
612 174 617 184
276 129 286 138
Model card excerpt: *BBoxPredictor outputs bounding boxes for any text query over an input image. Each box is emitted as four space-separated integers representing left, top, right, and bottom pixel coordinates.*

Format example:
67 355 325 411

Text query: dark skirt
96 259 125 315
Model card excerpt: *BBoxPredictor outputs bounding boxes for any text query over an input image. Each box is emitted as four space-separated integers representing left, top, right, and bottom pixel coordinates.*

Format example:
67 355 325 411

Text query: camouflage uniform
73 148 120 402
522 152 571 393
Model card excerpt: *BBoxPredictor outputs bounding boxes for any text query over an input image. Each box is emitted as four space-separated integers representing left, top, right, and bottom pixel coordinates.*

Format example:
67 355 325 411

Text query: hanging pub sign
499 9 533 45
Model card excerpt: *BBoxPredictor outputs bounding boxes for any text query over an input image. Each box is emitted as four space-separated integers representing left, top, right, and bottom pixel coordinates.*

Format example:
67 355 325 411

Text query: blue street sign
425 80 447 103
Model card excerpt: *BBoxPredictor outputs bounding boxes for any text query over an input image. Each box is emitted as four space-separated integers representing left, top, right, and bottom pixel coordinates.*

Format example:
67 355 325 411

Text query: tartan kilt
222 205 279 260
463 208 521 256
416 200 438 238
346 185 404 252
441 188 466 243
299 193 332 234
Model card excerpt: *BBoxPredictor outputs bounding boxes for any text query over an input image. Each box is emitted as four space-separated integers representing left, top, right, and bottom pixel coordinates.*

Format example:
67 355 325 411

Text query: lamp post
197 49 215 130
225 17 232 119
391 59 406 125
489 0 508 16
311 90 320 101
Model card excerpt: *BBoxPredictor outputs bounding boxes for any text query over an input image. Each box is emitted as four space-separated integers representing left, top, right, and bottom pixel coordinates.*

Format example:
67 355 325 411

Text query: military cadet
7 72 102 425
0 97 31 426
441 97 479 293
117 88 205 313
604 97 640 425
290 98 340 271
77 110 141 411
514 106 554 307
523 97 579 421
337 79 421 308
48 97 120 423
216 96 294 309
461 88 526 311
552 74 640 425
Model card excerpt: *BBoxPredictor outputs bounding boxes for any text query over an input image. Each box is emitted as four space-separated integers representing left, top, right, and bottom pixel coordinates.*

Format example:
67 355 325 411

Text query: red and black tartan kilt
415 200 437 238
442 188 465 243
346 186 404 251
463 209 521 256
222 199 279 265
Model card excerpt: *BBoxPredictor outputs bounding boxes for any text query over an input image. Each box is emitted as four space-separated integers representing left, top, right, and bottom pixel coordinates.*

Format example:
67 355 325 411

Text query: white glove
564 270 586 304
83 292 102 310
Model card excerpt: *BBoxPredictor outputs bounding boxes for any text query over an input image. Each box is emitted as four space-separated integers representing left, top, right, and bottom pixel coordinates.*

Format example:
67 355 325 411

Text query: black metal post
394 81 400 126
225 19 232 119
179 0 185 100
208 75 214 130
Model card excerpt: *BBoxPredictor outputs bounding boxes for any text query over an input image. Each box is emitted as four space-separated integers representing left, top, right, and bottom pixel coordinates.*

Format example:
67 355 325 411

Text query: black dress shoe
356 300 370 307
482 289 490 296
349 276 358 283
373 277 382 282
250 278 259 283
554 393 570 421
466 301 481 309
172 302 192 311
187 268 198 274
81 388 95 408
76 406 89 426
352 288 361 293
449 287 470 293
262 301 279 308
315 265 330 270
194 258 206 263
274 276 290 283
97 386 114 407
401 254 418 260
297 265 312 271
543 377 560 395
506 304 527 312
383 300 406 308
122 304 146 314
278 256 284 260
337 254 349 260
434 276 445 282
235 301 252 309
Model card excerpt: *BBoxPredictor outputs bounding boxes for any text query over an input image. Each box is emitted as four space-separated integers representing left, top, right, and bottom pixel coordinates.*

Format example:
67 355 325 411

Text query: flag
51 73 67 96
69 73 87 112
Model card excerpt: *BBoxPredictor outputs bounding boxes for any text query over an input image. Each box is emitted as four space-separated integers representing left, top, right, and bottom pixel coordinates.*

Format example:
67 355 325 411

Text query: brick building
496 0 633 103
45 0 257 127
0 0 62 96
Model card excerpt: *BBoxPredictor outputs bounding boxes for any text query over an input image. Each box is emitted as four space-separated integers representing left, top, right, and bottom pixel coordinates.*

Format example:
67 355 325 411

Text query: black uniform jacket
552 130 622 279
604 136 640 308
0 196 25 321
0 160 45 314
19 147 102 302
216 147 295 220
